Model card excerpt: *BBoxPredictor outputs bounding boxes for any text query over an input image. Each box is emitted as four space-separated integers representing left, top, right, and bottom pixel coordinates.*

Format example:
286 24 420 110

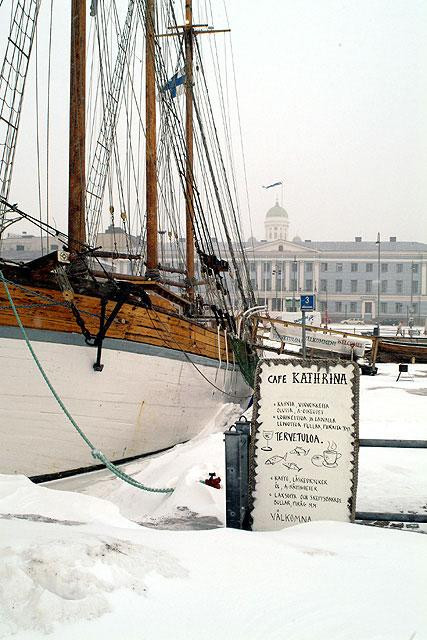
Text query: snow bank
0 523 186 637
0 475 138 529
0 499 426 639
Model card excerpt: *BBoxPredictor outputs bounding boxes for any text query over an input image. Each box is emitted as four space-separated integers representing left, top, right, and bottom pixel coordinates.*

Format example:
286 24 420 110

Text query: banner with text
250 359 359 530
270 325 367 358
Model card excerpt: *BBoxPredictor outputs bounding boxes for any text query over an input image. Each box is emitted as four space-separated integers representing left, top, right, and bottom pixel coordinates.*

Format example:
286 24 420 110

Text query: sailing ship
0 0 256 480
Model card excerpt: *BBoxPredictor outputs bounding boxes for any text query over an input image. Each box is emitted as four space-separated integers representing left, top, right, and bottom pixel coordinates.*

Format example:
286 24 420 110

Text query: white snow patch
0 475 138 529
0 523 186 637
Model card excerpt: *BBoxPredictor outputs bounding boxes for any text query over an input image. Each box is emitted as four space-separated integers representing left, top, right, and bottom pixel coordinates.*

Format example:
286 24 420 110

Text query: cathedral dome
265 202 288 219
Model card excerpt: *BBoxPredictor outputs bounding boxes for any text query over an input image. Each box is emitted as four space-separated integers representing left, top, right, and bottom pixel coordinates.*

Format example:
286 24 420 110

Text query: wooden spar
145 0 159 279
68 0 86 253
185 0 195 302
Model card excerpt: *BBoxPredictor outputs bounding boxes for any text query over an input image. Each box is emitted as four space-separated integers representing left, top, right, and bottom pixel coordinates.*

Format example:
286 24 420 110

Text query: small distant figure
409 316 414 329
396 321 404 337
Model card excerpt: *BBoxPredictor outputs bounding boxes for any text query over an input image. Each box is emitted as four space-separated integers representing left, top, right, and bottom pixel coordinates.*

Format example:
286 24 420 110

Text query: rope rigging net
0 0 255 320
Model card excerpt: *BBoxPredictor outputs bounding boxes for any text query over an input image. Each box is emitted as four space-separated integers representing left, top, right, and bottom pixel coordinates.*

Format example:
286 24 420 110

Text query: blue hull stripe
0 325 227 370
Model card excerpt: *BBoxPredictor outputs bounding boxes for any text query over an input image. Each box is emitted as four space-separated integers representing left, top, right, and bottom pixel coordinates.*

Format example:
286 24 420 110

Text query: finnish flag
161 68 185 99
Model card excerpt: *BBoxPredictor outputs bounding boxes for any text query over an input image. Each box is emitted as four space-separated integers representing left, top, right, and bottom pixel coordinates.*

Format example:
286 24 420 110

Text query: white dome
265 202 288 219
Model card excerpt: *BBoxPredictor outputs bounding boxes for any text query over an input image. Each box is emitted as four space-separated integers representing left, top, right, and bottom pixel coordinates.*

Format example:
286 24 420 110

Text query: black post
376 232 380 334
93 298 107 372
301 309 307 358
225 417 251 529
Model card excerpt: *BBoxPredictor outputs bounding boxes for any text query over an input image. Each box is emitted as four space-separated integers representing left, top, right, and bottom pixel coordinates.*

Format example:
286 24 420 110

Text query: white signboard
270 325 367 357
250 359 359 531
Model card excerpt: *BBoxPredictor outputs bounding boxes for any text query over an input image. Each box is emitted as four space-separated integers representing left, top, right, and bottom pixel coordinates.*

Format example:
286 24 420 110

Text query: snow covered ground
1 364 426 639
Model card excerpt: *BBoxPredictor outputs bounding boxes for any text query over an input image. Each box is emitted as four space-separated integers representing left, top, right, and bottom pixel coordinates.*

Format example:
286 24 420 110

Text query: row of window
252 277 420 294
321 262 419 273
252 261 420 274
16 244 59 251
320 279 419 294
254 279 310 292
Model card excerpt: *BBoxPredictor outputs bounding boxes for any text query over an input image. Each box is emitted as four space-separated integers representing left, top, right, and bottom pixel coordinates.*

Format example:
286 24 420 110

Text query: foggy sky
225 0 427 243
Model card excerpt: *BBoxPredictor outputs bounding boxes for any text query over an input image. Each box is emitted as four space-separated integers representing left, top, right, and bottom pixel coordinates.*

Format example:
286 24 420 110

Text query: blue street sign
300 294 315 311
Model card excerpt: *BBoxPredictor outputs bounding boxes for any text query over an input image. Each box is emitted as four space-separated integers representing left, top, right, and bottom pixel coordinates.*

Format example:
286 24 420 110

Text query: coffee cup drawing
311 442 341 468
323 449 342 467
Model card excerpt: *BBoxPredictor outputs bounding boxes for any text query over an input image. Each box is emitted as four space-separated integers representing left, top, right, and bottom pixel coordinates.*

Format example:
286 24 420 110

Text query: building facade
245 204 427 323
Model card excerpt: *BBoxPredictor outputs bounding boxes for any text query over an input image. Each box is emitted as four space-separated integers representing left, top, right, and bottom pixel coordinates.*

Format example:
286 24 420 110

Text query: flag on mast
160 68 185 99
262 181 283 189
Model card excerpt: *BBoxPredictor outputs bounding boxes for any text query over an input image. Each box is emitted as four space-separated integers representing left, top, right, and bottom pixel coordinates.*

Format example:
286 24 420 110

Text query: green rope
0 269 174 494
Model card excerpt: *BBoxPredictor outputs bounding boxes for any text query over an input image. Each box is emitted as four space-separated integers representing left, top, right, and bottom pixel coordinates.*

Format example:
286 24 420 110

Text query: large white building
245 202 427 323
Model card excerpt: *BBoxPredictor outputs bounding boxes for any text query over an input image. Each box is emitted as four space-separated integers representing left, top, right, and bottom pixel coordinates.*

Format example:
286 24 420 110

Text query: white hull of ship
0 331 251 478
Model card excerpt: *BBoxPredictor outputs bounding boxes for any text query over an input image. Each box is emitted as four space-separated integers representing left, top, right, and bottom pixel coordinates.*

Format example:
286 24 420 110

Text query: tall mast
184 0 195 301
68 0 86 253
145 0 159 279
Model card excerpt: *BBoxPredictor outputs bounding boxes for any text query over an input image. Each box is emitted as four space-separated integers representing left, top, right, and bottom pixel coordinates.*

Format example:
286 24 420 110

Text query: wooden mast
68 0 86 253
184 0 195 301
147 3 229 289
145 0 159 279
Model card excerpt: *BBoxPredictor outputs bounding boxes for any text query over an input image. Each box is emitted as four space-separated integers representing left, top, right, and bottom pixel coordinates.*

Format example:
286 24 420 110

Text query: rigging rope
145 305 251 399
0 268 174 494
34 27 43 255
45 0 54 254
0 0 40 242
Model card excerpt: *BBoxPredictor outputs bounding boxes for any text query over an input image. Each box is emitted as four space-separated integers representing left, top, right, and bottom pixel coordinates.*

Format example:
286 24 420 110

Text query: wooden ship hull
0 278 251 479
376 339 427 364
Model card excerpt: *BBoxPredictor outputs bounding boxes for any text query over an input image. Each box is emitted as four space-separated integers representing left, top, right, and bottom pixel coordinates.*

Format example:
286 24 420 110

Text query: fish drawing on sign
289 446 310 456
282 462 302 472
265 454 287 465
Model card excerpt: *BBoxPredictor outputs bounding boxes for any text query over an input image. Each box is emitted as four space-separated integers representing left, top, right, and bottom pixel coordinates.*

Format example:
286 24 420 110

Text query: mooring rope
0 269 174 494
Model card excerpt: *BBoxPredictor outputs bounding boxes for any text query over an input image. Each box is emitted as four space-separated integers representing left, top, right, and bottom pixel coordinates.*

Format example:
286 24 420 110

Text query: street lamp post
409 261 415 330
292 256 297 311
276 265 283 311
376 232 381 334
325 282 329 328
272 265 281 311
